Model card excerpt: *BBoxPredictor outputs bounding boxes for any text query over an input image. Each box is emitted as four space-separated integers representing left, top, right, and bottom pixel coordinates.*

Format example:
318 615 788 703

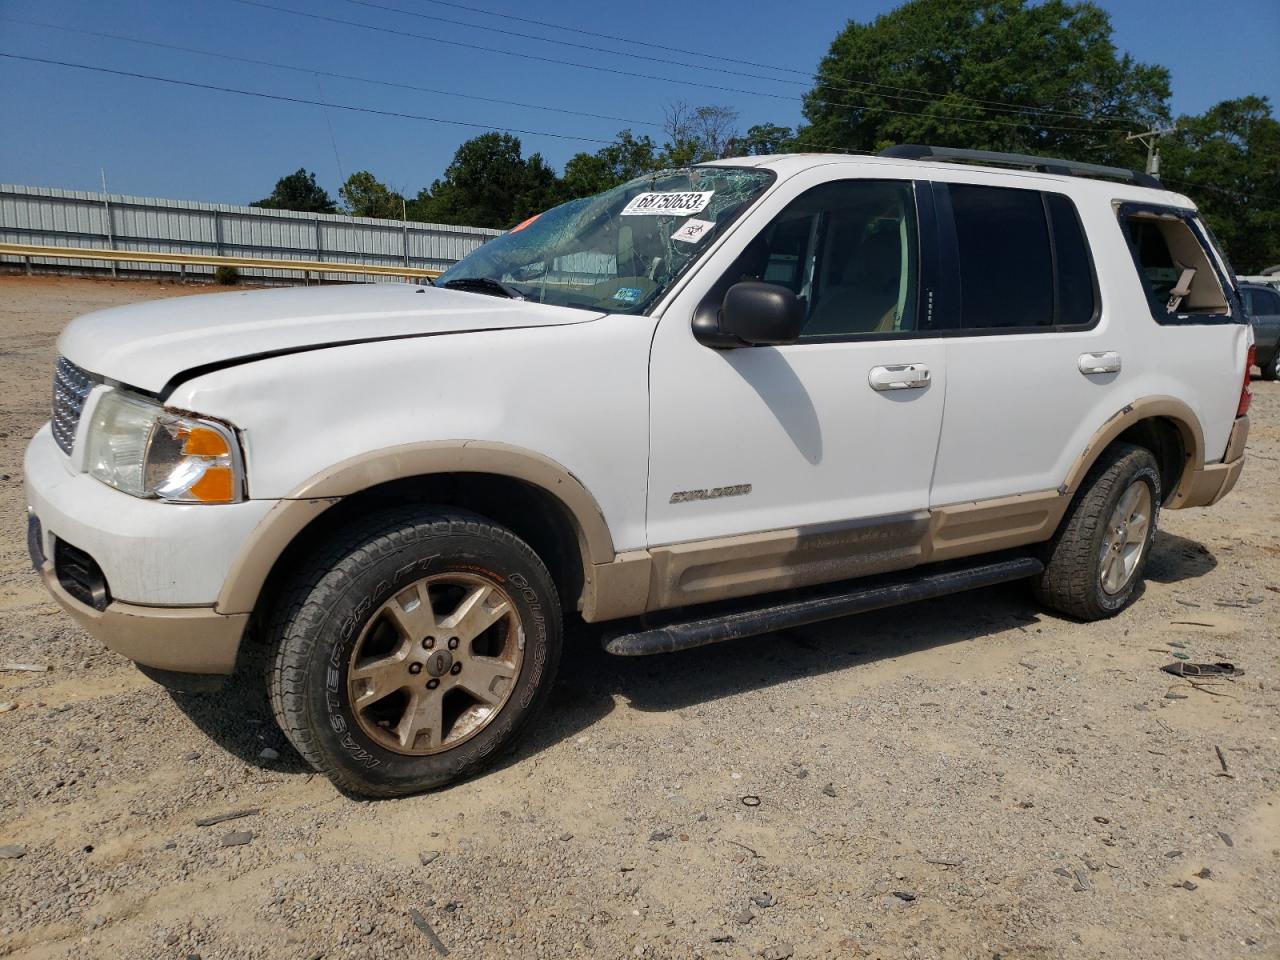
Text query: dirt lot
0 275 1277 960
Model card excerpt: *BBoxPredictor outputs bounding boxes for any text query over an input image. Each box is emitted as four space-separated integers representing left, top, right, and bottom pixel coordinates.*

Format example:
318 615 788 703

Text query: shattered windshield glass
435 166 775 314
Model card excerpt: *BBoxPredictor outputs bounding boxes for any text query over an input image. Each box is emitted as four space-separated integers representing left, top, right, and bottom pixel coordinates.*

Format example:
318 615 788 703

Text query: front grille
51 356 95 455
54 537 112 611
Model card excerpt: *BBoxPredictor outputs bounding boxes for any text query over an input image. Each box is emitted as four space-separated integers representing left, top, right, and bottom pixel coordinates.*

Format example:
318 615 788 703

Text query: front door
645 173 946 609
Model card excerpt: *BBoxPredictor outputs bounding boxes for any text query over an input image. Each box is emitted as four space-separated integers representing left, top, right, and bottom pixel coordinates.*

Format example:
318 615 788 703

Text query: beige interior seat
804 220 902 336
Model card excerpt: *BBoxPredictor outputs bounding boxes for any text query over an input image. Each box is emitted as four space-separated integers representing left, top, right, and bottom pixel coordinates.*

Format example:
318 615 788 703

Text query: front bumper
24 423 272 673
35 560 248 673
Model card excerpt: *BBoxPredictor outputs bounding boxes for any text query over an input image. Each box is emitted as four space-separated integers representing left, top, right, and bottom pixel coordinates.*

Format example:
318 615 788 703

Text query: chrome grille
51 357 95 455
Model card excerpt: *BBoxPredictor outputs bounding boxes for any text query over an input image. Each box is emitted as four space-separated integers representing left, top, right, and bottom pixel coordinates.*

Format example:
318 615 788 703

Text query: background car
1241 281 1280 380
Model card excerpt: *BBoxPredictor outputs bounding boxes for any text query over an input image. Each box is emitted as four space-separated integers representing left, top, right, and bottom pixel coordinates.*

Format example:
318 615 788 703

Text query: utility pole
100 168 117 279
402 196 409 273
1126 125 1177 176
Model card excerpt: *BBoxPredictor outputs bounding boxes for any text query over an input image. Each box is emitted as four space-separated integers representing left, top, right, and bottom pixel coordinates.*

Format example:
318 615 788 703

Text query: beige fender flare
215 441 615 615
1062 396 1205 507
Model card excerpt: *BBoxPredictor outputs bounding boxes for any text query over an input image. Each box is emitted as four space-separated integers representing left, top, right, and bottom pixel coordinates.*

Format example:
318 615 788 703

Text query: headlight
84 390 244 503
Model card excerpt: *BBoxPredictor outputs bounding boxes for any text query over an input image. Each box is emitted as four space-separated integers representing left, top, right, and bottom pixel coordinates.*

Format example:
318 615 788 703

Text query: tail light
1238 343 1256 417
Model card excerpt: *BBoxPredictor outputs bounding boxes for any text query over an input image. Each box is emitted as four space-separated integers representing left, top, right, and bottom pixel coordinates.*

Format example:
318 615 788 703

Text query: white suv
26 146 1252 796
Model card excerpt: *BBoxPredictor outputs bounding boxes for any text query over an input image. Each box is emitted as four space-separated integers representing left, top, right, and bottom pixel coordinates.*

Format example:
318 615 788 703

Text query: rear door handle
1078 351 1121 375
868 363 930 391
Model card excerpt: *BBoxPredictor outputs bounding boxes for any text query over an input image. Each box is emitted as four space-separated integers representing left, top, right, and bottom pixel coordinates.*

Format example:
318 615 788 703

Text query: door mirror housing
717 281 804 346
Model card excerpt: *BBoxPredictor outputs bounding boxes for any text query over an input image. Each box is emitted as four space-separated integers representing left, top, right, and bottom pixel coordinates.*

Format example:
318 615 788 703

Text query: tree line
251 0 1278 272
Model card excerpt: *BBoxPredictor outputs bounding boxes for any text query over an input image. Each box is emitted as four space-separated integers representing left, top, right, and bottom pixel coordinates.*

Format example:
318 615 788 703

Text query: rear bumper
36 561 248 673
1175 415 1248 508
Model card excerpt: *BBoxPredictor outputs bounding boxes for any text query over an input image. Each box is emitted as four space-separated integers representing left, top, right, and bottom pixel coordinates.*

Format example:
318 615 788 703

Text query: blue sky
1 0 1277 205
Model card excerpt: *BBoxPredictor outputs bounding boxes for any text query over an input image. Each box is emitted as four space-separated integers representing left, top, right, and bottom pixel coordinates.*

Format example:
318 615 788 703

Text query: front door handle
868 363 930 391
1079 351 1122 375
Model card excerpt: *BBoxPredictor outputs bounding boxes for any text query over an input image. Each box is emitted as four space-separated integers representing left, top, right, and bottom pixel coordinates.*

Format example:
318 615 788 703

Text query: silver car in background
1241 282 1280 380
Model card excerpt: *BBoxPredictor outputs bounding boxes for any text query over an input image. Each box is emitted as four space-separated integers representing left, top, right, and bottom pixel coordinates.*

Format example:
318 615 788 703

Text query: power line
0 51 617 144
0 16 662 129
1164 178 1280 207
0 49 873 160
221 0 1127 135
338 0 1136 129
362 0 1139 127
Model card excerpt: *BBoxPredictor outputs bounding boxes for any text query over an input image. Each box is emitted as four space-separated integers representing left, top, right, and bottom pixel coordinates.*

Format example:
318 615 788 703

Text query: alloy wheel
346 573 524 755
1099 480 1152 595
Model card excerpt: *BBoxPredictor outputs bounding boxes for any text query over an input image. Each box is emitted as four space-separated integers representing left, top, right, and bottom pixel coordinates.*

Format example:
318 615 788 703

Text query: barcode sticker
620 191 714 216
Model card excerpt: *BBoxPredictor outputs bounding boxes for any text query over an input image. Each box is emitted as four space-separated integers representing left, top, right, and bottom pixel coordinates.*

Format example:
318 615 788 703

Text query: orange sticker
510 213 541 233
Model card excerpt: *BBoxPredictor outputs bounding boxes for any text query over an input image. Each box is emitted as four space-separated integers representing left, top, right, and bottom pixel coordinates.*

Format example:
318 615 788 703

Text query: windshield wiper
440 277 526 300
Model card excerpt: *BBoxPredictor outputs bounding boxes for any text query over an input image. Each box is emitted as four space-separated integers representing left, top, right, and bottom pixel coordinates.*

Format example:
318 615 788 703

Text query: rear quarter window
1117 203 1238 324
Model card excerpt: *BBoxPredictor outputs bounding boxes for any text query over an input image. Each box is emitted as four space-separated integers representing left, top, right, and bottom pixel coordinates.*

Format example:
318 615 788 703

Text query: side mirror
718 281 804 346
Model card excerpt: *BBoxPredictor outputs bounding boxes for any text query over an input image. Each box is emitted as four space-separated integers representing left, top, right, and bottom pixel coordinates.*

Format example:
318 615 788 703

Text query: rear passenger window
1045 194 1096 327
950 185 1053 328
1119 206 1231 322
946 185 1097 330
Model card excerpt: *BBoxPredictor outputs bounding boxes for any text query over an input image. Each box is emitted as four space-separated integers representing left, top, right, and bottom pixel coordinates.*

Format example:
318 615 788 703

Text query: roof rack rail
879 144 1163 190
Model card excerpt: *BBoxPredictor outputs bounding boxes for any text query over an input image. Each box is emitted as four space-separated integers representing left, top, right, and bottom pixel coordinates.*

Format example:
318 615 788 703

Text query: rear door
926 181 1112 506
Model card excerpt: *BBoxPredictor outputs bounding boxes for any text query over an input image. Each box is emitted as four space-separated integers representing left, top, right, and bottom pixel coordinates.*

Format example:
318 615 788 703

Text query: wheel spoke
1117 483 1141 519
442 584 511 642
1128 510 1149 544
384 582 438 641
396 691 444 751
1121 540 1144 577
1102 551 1122 592
350 652 409 708
458 655 517 705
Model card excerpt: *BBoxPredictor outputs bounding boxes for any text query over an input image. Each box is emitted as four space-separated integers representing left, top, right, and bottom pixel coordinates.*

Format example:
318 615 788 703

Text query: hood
58 283 603 394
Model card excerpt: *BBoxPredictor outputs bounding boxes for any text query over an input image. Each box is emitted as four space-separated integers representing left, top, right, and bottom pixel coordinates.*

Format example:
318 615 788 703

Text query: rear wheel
267 507 561 797
1033 442 1160 621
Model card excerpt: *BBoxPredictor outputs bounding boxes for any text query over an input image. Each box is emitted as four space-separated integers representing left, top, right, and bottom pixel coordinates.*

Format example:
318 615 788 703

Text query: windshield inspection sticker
613 287 643 303
621 190 714 216
671 218 715 244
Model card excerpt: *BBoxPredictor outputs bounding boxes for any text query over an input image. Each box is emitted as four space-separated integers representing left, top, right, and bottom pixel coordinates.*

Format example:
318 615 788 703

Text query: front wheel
267 507 561 797
1033 442 1161 621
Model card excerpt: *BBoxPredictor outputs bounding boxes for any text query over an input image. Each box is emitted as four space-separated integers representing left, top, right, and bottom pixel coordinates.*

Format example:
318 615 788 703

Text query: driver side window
742 180 919 339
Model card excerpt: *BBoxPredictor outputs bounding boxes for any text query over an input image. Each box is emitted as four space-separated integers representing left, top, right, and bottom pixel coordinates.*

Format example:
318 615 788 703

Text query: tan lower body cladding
581 491 1069 622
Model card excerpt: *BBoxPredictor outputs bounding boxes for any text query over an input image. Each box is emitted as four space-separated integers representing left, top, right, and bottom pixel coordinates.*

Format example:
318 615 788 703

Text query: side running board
602 556 1044 656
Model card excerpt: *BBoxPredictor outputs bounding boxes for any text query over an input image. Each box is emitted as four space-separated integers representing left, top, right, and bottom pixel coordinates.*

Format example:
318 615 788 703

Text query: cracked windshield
435 166 774 313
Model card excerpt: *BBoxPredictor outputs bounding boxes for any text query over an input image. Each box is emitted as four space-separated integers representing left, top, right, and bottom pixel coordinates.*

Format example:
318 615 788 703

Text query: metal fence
0 184 503 283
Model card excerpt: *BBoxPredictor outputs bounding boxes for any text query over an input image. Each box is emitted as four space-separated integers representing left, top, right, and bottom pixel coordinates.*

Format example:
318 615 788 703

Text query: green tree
250 168 336 213
1161 97 1280 275
409 132 561 228
560 131 661 199
799 0 1169 165
739 123 795 156
339 170 405 220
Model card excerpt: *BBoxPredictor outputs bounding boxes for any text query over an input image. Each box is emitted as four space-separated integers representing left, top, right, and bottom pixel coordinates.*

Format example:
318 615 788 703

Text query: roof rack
879 144 1163 190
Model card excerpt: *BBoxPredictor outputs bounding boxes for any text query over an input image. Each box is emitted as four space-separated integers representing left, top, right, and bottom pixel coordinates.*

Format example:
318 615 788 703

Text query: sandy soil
0 275 1276 960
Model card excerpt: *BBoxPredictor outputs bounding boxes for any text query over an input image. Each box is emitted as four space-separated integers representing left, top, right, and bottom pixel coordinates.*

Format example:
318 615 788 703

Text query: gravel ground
0 275 1277 960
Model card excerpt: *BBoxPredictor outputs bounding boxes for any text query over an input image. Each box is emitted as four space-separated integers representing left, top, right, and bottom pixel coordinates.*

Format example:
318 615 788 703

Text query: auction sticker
671 218 715 244
621 191 714 216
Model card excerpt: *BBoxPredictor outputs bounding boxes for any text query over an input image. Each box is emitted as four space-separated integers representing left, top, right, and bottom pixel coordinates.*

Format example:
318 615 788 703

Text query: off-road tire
1033 442 1161 621
266 506 561 798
